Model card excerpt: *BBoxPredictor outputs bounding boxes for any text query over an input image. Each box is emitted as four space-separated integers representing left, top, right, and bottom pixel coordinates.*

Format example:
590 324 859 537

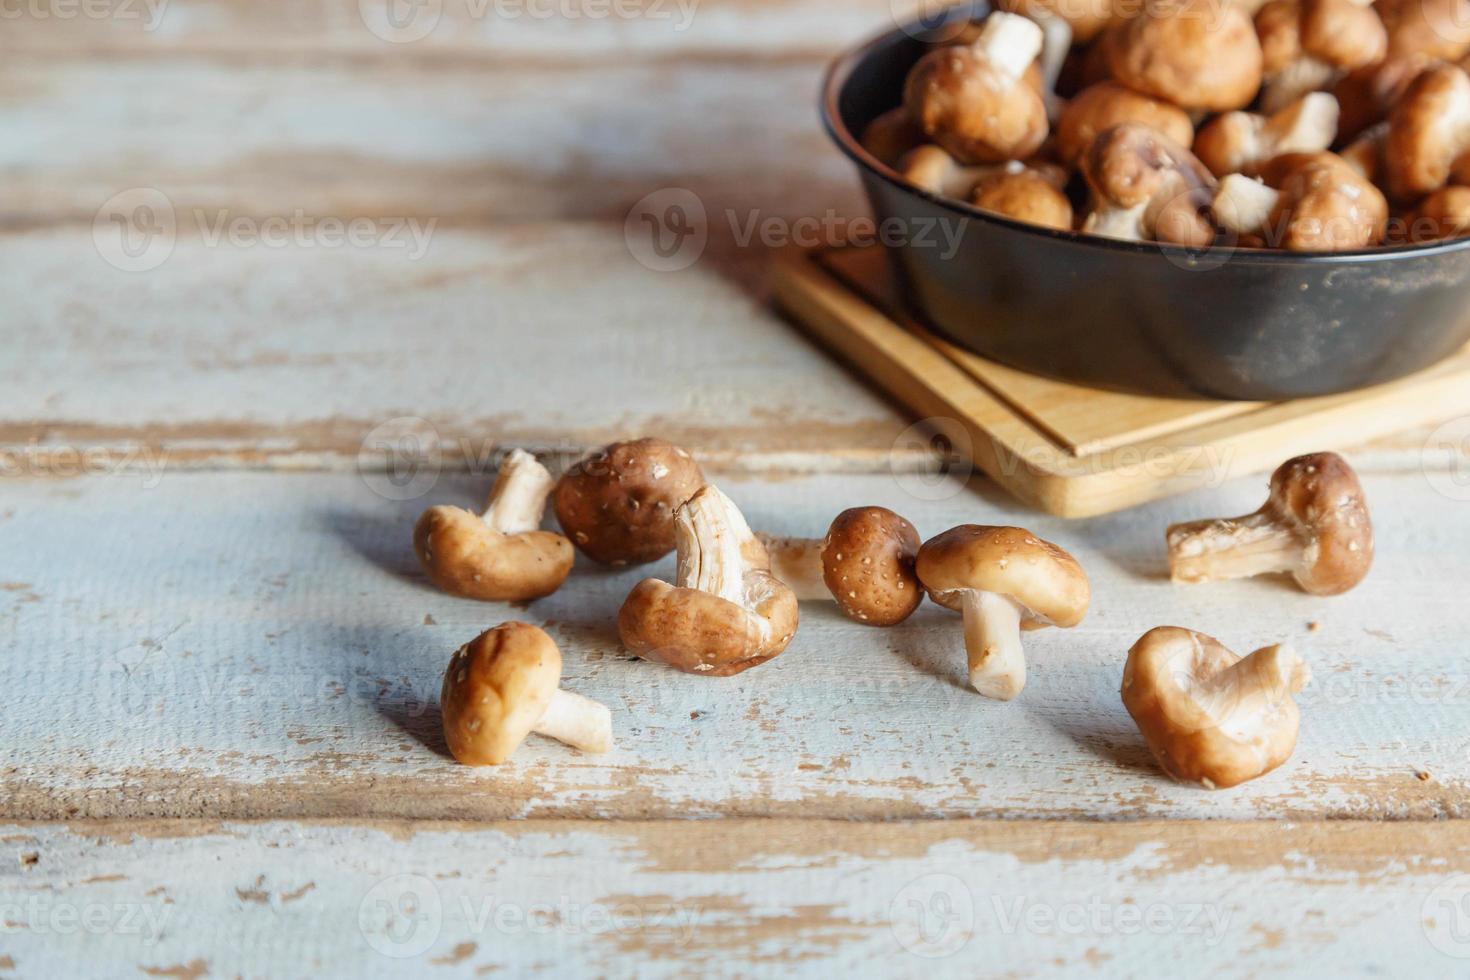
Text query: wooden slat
2 818 1469 975
3 469 1466 821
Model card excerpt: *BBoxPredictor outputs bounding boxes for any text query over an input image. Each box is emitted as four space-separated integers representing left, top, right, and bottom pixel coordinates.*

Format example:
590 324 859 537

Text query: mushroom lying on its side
1193 92 1340 178
1168 452 1373 595
759 506 923 626
1054 82 1195 169
1212 152 1388 250
899 147 1072 228
553 437 705 567
915 525 1090 700
441 622 612 765
414 449 574 602
1122 627 1311 789
618 485 798 676
1080 123 1218 246
903 12 1049 164
1384 63 1470 202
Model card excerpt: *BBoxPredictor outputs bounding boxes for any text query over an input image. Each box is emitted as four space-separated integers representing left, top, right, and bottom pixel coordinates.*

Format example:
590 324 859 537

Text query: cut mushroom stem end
1168 511 1300 584
960 589 1027 700
483 448 556 534
534 688 613 755
676 485 753 604
1213 174 1280 235
1204 643 1312 725
973 11 1044 79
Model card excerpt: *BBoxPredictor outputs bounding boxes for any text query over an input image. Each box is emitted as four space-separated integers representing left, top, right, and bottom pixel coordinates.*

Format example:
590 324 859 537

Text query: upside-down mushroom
1254 0 1387 113
1167 452 1373 594
1055 82 1194 169
1080 123 1218 246
1193 92 1340 177
1212 152 1387 250
414 449 574 602
1122 627 1311 789
441 622 612 765
1384 64 1470 202
759 506 923 626
552 437 705 567
618 485 798 676
1107 0 1263 112
904 12 1049 164
915 525 1090 700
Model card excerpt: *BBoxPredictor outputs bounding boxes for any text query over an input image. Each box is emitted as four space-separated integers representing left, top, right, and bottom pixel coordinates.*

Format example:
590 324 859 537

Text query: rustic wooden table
5 2 1470 975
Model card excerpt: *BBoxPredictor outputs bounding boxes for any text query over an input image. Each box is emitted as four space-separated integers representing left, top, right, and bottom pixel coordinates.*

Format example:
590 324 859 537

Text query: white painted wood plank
3 468 1466 820
2 819 1469 977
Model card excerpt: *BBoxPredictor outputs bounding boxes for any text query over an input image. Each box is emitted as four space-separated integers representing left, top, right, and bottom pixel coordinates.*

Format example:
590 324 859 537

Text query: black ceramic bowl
822 10 1470 400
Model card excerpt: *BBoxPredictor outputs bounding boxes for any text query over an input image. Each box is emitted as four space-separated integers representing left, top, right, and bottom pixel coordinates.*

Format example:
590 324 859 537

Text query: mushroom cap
1081 123 1219 245
1298 0 1387 69
1262 451 1374 594
971 167 1075 230
414 505 573 602
552 437 706 566
1055 82 1195 167
915 525 1090 629
618 572 799 676
1122 627 1306 788
1404 184 1470 241
1385 63 1470 201
861 107 925 169
441 622 561 765
1257 151 1389 249
1381 0 1470 61
903 44 1049 164
1107 0 1263 111
819 506 924 626
994 0 1117 42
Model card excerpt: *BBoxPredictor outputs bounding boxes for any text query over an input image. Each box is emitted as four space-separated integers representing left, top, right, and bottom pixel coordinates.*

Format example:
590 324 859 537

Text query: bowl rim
820 14 1470 265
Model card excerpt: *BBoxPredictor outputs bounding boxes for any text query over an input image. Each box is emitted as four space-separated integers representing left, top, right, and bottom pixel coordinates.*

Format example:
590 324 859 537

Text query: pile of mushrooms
867 2 1470 248
410 438 1373 791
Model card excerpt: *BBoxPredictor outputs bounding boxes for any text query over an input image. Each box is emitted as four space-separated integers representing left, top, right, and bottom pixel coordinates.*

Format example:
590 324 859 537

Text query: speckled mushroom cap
1122 627 1309 789
441 622 561 766
413 506 573 602
818 507 924 626
552 437 705 566
915 525 1090 629
903 24 1049 164
1261 452 1373 594
1385 64 1470 202
1107 0 1263 111
1055 82 1195 168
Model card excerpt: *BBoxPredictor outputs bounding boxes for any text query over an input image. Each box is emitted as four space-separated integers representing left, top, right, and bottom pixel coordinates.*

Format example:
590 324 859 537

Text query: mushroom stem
483 449 555 534
531 688 613 754
960 589 1027 700
756 535 829 600
1168 512 1301 584
1213 174 1280 235
972 11 1043 80
1199 644 1311 738
674 486 750 605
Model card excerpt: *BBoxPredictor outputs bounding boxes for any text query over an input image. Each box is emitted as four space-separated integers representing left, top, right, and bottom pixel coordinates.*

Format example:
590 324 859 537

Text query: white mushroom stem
1265 92 1339 156
1168 511 1302 584
482 448 555 534
675 485 751 604
757 534 830 600
960 589 1027 701
973 11 1044 80
1213 175 1279 236
1082 203 1149 242
1196 644 1311 740
533 689 612 754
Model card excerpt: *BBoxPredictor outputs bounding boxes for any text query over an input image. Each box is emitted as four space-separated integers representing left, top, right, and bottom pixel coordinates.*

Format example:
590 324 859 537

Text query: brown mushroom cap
618 572 799 676
1261 451 1373 594
971 167 1075 229
1255 151 1389 249
915 525 1090 629
1122 627 1308 789
1107 0 1263 111
1055 82 1194 168
861 107 925 169
414 505 573 602
1380 0 1470 61
1299 0 1387 69
819 506 923 626
441 623 561 765
1081 123 1218 245
1402 184 1470 241
904 33 1049 164
1385 63 1470 201
552 437 705 566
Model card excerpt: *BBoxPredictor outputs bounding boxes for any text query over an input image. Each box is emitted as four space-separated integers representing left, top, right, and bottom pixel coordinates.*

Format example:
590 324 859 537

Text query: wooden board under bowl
773 243 1470 518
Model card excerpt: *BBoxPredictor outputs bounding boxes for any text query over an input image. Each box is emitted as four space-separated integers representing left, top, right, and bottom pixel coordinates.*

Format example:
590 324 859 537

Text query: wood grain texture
4 818 1470 976
3 468 1466 821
